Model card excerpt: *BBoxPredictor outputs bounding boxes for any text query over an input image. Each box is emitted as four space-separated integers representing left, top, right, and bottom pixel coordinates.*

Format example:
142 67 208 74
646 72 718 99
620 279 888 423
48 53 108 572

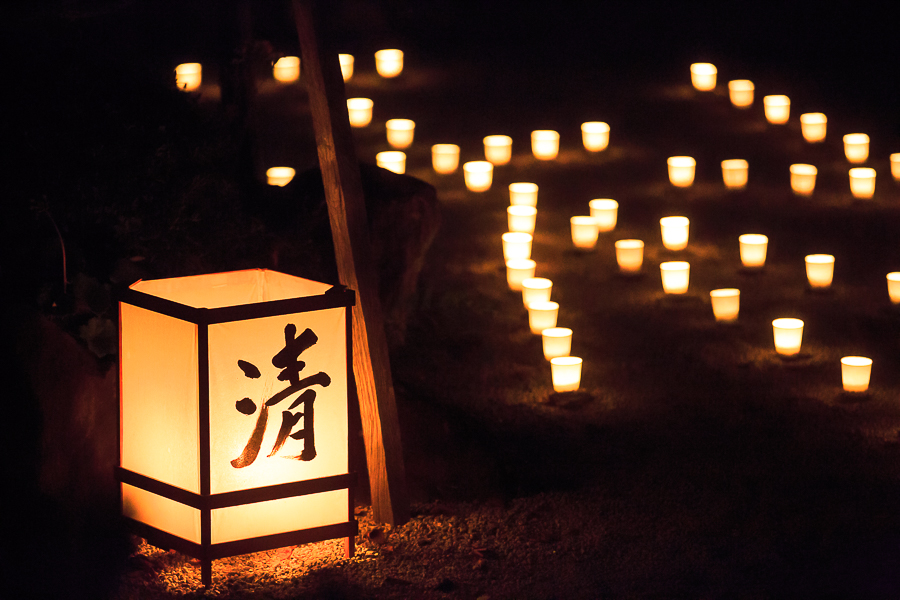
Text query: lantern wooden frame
116 269 358 587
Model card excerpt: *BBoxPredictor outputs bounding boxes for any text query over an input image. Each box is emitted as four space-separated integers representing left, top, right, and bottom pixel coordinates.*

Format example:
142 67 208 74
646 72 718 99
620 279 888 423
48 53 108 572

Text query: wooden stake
292 0 409 526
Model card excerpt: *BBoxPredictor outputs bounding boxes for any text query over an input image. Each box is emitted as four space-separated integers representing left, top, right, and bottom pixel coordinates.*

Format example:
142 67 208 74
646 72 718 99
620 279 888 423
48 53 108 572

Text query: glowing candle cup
531 130 560 160
805 254 835 289
764 95 790 124
431 144 460 174
660 216 690 251
728 79 754 108
550 356 582 392
463 161 493 192
385 119 415 149
800 113 827 143
843 134 870 164
849 168 876 199
527 301 559 335
273 56 300 83
660 261 690 295
542 328 572 361
502 232 532 261
891 153 900 181
722 159 748 190
739 234 768 269
506 259 536 291
266 167 295 187
790 164 817 196
509 183 538 207
374 49 403 78
667 156 696 187
690 63 717 91
772 318 804 356
841 357 872 393
175 63 202 91
339 54 354 81
709 289 740 322
507 205 537 235
886 272 900 304
570 216 600 250
581 122 610 152
347 98 373 128
522 277 553 307
484 135 513 166
588 199 618 232
615 240 644 274
375 151 405 174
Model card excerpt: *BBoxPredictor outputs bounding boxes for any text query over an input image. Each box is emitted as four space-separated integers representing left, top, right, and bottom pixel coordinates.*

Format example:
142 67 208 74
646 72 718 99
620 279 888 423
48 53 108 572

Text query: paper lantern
509 182 538 207
338 54 354 81
615 239 644 274
527 301 559 335
800 113 827 143
531 130 560 160
660 216 690 251
849 167 876 199
709 288 740 322
738 234 768 268
550 356 582 392
273 56 300 83
886 272 900 304
507 205 537 235
542 327 572 361
841 357 872 392
385 119 415 149
790 164 817 196
346 98 373 128
374 49 403 78
690 63 717 91
805 254 835 289
117 269 357 586
376 151 406 174
522 277 553 307
506 259 536 291
431 144 460 174
660 261 690 295
570 216 600 250
772 318 804 356
763 95 790 124
175 63 202 92
721 159 749 190
502 232 532 261
667 156 696 187
266 167 295 187
463 161 493 192
728 79 754 108
843 133 870 164
581 122 610 152
891 153 900 181
588 199 618 232
484 135 513 166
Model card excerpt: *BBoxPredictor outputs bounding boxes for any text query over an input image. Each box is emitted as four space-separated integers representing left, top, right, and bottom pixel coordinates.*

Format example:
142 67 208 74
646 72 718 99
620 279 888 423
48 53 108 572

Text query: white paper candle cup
484 135 513 166
175 62 202 91
550 356 582 392
841 356 872 393
690 63 717 91
887 272 900 304
266 167 295 187
506 259 536 291
843 133 870 164
739 234 768 268
891 153 900 181
272 56 300 82
374 49 403 78
527 301 559 335
385 118 415 149
709 288 740 322
588 199 618 232
849 167 876 199
542 327 573 361
800 113 827 143
763 95 790 124
667 156 696 187
347 98 374 128
772 318 804 356
502 232 533 261
509 182 539 207
339 54 354 81
507 205 537 234
805 254 835 289
571 216 601 250
615 239 644 274
531 130 560 160
376 151 406 174
728 79 754 108
581 121 610 152
522 277 553 307
660 261 690 295
431 144 460 174
790 164 817 196
722 159 749 190
463 161 493 192
660 216 690 251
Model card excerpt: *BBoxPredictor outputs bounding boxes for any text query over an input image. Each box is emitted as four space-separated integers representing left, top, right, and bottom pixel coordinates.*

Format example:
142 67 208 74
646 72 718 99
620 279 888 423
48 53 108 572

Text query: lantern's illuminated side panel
212 490 348 544
122 484 201 543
